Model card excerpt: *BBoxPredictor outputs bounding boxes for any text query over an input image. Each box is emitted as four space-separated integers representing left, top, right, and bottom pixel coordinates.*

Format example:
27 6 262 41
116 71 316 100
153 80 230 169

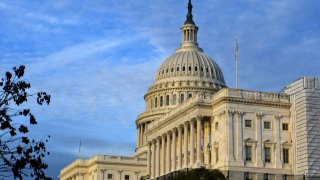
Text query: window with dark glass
166 95 170 106
283 148 289 164
160 96 163 107
265 147 271 163
282 123 289 131
108 174 112 179
195 66 198 71
177 67 179 71
245 145 252 161
188 93 192 98
173 94 176 105
201 67 203 72
180 94 184 103
264 121 271 129
183 66 186 71
245 120 252 128
189 66 191 71
125 175 130 180
155 97 158 108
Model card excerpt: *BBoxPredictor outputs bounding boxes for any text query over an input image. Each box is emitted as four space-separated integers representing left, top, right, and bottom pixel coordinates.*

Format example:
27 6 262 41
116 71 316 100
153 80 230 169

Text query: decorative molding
255 112 263 119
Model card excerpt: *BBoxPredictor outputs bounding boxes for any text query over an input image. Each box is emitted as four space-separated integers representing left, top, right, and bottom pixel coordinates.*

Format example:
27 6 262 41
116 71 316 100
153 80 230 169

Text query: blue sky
0 0 319 178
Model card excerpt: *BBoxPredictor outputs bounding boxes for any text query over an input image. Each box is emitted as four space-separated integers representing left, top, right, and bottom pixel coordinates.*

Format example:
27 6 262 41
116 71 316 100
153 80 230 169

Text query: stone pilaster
274 115 282 168
236 111 244 165
151 140 156 179
227 110 235 162
256 113 264 167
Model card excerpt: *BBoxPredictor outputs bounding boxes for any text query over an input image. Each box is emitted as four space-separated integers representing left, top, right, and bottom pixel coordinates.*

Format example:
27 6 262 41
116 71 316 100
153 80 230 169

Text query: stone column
190 119 195 166
151 140 156 179
166 132 171 173
183 122 189 168
147 142 152 176
274 115 282 168
178 125 183 170
172 128 177 172
142 123 145 145
161 134 165 175
256 113 263 166
156 137 160 177
196 116 203 165
137 125 140 147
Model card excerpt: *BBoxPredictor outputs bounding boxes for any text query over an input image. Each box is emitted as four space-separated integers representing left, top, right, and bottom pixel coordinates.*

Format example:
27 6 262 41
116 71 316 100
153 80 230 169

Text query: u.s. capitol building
60 1 320 180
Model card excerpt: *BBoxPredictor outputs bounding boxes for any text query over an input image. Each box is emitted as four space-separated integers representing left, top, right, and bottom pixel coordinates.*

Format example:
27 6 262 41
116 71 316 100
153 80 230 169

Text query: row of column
147 116 207 179
182 28 197 42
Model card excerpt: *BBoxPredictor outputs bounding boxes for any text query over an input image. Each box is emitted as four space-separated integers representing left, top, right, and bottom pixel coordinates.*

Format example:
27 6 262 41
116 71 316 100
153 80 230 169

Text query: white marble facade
60 1 320 179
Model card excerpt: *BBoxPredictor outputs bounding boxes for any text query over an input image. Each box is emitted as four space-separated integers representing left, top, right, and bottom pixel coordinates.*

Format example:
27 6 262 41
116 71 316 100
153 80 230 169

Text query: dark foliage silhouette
173 167 226 180
0 66 51 179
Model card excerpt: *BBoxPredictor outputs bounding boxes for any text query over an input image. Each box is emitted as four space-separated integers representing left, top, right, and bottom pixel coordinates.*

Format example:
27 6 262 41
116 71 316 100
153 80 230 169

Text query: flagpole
235 39 239 89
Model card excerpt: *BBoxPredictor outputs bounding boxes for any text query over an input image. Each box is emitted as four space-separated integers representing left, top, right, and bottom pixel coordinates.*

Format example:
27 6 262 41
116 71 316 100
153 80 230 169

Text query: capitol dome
138 0 227 121
154 50 225 87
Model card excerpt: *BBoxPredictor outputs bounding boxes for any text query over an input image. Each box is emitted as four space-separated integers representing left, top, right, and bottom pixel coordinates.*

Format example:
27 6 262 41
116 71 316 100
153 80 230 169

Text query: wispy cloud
0 0 319 177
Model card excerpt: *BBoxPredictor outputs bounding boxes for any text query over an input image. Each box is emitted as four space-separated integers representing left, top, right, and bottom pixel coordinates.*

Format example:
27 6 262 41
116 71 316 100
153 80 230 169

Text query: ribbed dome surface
154 50 225 86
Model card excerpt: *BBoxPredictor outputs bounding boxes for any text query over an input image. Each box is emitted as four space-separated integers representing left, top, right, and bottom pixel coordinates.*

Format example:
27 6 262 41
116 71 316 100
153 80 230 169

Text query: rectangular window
245 120 252 128
282 123 289 131
125 175 130 180
265 147 271 163
245 145 252 161
264 121 271 129
108 174 113 179
283 148 289 164
166 95 170 106
215 147 219 162
215 122 219 130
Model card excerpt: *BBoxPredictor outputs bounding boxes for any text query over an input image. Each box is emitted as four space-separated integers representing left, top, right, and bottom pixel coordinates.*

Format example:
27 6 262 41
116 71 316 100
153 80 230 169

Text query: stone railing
212 88 290 103
147 94 212 130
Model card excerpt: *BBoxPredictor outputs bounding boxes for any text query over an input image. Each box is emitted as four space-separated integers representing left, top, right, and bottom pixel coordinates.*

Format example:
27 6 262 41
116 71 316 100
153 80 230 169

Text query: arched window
195 66 198 71
171 68 174 72
166 95 170 106
189 66 191 71
180 94 185 103
166 69 169 73
160 96 163 107
155 97 158 108
188 93 192 99
173 94 177 105
201 67 203 72
177 67 180 71
183 66 186 71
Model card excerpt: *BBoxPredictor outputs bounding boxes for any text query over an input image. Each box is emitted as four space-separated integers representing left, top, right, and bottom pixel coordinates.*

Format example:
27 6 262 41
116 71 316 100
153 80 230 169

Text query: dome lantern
177 0 203 53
